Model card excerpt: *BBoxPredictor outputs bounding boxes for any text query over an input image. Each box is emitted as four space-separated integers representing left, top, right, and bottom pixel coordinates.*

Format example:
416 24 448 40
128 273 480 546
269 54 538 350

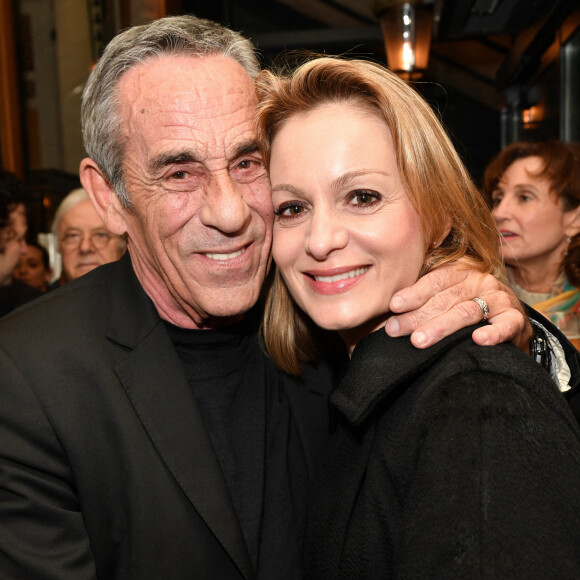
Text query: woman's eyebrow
331 169 390 190
271 183 304 196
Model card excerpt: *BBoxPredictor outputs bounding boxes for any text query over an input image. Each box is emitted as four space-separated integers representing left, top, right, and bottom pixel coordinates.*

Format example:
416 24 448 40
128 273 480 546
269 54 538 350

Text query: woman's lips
303 266 370 295
498 230 517 242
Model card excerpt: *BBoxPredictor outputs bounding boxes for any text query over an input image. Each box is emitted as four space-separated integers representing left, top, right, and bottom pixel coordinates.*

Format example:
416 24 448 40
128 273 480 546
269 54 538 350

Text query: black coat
305 326 580 579
0 254 334 579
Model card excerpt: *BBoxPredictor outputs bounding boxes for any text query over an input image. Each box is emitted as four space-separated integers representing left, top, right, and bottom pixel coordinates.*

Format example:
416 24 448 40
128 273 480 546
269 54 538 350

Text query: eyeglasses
60 230 117 250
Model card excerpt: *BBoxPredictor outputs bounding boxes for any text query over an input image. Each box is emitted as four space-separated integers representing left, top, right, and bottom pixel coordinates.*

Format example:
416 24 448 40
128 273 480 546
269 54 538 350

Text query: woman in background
13 241 53 293
255 57 580 578
483 141 580 342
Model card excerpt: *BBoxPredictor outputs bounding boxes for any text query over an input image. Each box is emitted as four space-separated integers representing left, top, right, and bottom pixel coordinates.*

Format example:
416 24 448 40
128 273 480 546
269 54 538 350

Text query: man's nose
78 234 95 253
199 173 252 234
306 209 348 260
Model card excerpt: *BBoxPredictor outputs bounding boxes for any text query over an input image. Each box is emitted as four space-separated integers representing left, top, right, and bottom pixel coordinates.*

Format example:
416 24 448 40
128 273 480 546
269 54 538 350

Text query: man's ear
79 158 128 236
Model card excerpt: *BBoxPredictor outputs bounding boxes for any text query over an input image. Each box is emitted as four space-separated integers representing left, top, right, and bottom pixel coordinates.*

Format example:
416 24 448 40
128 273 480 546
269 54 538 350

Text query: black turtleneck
164 308 309 579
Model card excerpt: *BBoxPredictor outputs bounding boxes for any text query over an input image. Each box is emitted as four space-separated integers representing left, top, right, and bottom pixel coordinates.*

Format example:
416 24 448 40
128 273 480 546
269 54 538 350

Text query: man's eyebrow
230 140 259 160
147 152 197 174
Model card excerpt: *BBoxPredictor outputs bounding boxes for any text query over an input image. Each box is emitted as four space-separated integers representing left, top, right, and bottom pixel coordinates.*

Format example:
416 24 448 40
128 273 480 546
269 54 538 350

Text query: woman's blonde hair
255 56 504 375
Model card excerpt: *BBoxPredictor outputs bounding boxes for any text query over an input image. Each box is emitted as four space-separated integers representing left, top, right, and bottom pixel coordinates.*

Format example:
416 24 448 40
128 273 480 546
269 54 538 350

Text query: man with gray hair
0 15 566 579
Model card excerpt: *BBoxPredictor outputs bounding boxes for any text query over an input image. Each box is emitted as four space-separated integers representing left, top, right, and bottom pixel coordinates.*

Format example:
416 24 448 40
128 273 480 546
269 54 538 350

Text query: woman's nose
305 210 348 260
492 197 510 223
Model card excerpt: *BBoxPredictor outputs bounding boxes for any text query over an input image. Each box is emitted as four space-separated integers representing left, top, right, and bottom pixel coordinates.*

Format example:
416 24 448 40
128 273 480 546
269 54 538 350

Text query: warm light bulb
402 41 414 71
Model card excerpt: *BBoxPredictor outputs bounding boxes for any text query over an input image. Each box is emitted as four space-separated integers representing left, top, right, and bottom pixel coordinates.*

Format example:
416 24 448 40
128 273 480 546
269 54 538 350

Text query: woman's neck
339 315 390 357
509 253 564 294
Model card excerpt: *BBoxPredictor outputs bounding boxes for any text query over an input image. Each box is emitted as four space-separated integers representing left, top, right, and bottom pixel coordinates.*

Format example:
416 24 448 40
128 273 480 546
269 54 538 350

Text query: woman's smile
304 265 370 294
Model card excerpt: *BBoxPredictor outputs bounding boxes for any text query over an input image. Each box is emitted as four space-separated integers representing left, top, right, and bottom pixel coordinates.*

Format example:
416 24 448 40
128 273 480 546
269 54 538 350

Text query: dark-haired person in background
0 169 41 316
13 241 53 293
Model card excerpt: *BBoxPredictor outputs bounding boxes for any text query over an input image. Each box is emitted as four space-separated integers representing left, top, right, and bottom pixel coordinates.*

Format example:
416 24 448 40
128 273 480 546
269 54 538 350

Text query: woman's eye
350 190 380 206
274 203 306 218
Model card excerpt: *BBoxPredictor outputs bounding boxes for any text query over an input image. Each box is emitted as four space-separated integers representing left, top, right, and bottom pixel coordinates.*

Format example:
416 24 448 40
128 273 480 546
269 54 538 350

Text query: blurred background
0 0 579 239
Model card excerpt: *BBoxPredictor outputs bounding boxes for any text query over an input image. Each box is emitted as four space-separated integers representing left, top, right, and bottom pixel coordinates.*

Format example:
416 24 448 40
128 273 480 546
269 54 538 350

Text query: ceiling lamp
375 0 435 77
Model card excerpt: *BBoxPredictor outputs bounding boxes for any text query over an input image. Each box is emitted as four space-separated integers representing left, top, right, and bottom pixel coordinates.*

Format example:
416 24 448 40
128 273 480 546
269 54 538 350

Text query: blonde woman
256 57 580 578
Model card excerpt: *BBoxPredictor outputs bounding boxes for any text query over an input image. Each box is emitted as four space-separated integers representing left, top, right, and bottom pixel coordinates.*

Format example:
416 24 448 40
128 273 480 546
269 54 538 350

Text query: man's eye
232 158 266 184
170 170 188 180
236 159 264 173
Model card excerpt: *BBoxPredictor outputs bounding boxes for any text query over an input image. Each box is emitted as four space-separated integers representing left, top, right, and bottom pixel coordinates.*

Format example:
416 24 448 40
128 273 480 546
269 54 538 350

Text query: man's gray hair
81 15 260 208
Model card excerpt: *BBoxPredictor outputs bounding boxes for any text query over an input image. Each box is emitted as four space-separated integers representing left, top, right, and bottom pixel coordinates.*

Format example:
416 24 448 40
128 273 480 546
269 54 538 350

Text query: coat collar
106 254 254 579
332 325 482 426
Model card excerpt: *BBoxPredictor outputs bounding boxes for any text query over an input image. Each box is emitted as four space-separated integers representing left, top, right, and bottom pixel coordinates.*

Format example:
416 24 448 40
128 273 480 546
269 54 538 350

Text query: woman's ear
564 206 580 239
79 158 128 236
432 218 452 249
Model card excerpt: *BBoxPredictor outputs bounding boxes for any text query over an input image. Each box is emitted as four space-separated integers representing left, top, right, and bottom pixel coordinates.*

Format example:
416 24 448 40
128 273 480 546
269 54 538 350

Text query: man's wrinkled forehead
120 54 255 117
118 54 258 153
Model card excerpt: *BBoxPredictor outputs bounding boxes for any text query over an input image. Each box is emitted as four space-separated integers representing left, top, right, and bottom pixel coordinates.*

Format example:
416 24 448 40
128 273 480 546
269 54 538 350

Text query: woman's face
491 156 578 270
269 103 425 350
13 244 51 292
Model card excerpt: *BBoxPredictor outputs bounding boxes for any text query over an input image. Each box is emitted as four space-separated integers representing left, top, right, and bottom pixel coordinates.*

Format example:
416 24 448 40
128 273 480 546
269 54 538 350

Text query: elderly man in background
0 15 569 580
50 187 126 287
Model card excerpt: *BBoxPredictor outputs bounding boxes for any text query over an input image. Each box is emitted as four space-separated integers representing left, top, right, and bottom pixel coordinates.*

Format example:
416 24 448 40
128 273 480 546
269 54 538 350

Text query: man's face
112 54 273 328
0 204 28 286
58 199 124 283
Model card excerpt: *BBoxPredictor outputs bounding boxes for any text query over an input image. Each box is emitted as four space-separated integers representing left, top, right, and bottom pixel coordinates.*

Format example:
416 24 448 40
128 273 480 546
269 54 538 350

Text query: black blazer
0 254 334 579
